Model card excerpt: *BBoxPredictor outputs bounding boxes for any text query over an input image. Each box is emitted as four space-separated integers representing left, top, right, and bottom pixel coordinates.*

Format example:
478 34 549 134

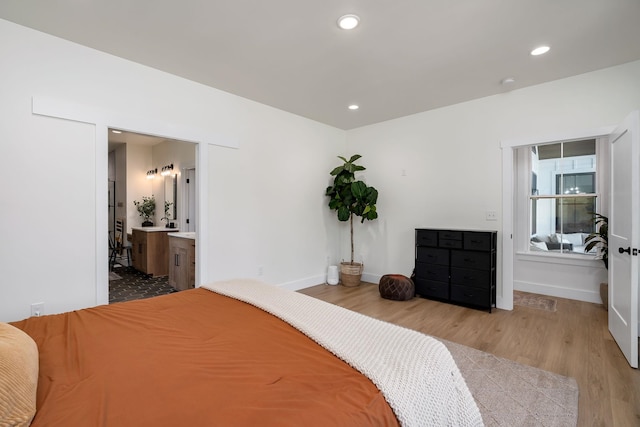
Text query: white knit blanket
202 279 484 427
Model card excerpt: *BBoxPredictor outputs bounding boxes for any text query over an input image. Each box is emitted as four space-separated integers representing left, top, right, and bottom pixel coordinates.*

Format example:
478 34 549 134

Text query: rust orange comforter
11 288 399 427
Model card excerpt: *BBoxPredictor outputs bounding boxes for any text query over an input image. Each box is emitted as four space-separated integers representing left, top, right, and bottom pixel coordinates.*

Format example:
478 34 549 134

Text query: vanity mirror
164 174 177 224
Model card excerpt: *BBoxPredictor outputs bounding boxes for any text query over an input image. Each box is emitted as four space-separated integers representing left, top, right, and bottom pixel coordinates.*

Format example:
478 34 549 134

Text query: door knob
619 247 631 255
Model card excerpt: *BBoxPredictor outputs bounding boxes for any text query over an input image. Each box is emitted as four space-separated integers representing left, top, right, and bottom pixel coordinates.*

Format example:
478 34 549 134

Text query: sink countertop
132 226 180 232
167 232 196 240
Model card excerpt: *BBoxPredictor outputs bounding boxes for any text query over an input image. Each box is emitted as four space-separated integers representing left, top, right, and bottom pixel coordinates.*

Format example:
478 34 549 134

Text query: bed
3 279 483 427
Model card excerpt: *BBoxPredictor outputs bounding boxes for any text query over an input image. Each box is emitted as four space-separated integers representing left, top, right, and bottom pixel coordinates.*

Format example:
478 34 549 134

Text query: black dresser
414 228 497 312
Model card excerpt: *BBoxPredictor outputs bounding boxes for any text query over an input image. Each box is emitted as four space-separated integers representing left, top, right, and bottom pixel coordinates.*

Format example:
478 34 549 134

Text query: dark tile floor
109 266 176 304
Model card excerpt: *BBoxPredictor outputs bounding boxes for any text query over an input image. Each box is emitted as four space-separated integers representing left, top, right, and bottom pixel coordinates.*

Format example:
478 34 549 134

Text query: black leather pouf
379 274 415 301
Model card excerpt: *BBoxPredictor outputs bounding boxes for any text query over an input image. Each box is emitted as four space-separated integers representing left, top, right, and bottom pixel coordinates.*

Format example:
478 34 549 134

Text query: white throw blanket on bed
202 279 484 427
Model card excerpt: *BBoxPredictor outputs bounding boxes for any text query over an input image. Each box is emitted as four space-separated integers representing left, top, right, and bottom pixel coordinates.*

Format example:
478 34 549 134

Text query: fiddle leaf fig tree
326 155 379 264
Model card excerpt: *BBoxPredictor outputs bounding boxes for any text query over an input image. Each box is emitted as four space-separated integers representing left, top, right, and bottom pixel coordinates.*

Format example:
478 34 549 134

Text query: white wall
205 109 346 289
126 144 154 231
0 19 343 322
2 17 639 322
346 60 640 304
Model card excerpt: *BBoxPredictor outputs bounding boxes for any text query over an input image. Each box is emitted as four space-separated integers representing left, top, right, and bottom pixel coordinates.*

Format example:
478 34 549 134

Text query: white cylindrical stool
327 265 339 285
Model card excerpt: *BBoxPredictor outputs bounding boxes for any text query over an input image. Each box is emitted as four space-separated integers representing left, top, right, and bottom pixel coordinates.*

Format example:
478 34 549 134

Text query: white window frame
528 141 600 257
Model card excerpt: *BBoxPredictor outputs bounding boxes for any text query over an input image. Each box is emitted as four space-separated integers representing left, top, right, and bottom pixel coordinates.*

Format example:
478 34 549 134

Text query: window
555 172 595 233
529 139 597 255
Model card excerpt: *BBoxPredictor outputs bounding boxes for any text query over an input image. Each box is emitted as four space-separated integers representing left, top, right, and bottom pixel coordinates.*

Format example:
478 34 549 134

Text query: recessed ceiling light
337 14 360 30
530 46 550 56
348 104 359 110
111 130 122 134
501 77 516 85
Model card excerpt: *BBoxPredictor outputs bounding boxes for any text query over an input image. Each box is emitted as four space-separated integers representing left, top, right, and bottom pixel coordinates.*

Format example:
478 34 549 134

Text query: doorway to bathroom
107 129 196 303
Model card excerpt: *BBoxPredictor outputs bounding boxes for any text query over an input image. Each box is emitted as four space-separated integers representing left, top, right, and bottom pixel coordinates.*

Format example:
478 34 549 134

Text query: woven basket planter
340 262 363 287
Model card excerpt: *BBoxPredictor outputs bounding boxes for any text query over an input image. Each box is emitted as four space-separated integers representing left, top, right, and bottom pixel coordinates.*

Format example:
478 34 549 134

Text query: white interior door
609 111 640 369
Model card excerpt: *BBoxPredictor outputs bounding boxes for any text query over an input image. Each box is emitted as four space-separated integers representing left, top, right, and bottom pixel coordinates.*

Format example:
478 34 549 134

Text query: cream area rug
514 291 558 312
441 339 578 426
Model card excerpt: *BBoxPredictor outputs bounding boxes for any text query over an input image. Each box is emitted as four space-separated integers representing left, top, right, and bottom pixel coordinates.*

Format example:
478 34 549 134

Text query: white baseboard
514 280 602 304
496 295 513 311
277 274 326 291
361 272 383 285
277 271 385 291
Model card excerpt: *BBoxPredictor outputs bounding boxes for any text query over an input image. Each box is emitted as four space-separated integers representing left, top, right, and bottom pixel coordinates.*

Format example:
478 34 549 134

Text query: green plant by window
584 213 608 269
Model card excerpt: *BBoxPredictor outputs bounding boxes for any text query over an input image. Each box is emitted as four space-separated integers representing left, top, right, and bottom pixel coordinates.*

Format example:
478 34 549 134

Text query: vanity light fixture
530 45 550 56
161 163 174 176
337 14 360 30
146 168 157 179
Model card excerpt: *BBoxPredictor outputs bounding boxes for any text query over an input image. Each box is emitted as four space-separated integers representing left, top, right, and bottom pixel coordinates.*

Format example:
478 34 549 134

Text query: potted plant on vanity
325 155 379 287
134 195 156 227
161 200 174 227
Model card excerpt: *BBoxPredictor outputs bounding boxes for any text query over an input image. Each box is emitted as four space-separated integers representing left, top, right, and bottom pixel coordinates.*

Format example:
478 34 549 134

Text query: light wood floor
299 283 640 427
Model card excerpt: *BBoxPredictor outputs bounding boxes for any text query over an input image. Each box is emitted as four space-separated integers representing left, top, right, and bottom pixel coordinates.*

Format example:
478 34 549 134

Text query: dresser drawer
414 279 449 300
450 267 493 289
451 250 492 270
450 284 491 307
438 230 462 241
439 239 463 249
416 229 438 247
463 232 495 251
417 247 449 265
415 263 449 282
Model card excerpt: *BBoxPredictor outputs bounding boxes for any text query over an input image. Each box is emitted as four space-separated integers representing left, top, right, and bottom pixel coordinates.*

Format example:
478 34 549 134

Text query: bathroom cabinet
168 233 196 291
130 227 175 277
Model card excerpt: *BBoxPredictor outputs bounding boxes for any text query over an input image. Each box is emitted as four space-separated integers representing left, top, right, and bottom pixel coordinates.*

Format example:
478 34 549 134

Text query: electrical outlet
31 302 44 317
257 265 263 276
486 211 498 221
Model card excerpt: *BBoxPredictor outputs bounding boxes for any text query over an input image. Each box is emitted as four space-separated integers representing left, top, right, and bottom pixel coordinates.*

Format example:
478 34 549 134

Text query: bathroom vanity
167 232 196 291
130 227 177 277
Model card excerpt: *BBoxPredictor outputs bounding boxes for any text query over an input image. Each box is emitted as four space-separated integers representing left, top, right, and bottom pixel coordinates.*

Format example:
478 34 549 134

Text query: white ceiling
2 0 640 130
